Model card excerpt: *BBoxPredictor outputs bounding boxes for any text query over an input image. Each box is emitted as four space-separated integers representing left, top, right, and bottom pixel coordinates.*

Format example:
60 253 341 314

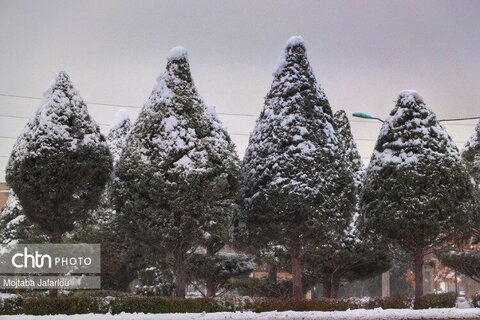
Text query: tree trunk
205 244 216 297
206 279 215 298
49 230 63 297
291 239 303 299
322 277 332 298
50 230 62 244
331 275 340 299
413 251 424 309
267 263 277 282
175 256 187 298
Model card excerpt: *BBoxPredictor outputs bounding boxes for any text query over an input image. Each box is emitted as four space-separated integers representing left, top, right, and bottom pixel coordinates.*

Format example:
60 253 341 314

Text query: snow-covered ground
3 308 480 320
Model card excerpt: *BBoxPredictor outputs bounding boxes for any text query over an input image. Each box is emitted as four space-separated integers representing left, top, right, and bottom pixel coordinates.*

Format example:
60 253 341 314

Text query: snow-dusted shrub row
0 293 458 316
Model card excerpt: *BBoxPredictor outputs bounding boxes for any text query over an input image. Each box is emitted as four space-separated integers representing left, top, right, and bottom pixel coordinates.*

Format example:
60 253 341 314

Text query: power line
0 114 469 145
0 114 112 127
1 92 478 126
0 93 258 117
0 93 141 110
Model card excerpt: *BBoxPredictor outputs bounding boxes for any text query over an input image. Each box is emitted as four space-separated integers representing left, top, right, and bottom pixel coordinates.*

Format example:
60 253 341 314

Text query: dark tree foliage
113 47 240 297
236 36 355 298
437 250 480 283
188 253 255 297
0 192 47 244
70 109 134 290
462 121 480 185
360 90 476 308
436 121 480 284
6 71 112 243
303 110 390 299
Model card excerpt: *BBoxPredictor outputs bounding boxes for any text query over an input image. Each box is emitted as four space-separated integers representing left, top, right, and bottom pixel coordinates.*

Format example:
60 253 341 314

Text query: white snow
174 154 194 169
273 35 305 76
398 89 424 105
111 109 130 130
2 308 480 319
5 214 26 228
162 116 179 132
0 293 19 300
286 35 305 48
167 46 188 61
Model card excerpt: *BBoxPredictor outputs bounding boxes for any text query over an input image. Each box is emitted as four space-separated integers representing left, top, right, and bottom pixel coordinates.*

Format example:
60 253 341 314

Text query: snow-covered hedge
0 293 460 315
0 294 22 315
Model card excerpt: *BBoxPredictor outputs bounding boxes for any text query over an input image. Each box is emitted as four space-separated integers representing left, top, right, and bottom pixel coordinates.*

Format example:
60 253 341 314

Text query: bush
417 293 456 309
365 296 412 309
22 297 109 315
244 298 360 312
0 294 22 315
0 293 459 315
110 297 223 314
230 278 303 298
72 290 129 298
472 292 480 308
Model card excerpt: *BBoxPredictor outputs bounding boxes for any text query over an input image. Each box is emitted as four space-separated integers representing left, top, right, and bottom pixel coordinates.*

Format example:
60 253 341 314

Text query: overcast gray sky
1 0 479 182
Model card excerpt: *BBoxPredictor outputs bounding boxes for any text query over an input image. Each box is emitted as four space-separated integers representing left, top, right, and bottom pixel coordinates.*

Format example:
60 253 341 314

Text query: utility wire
1 93 479 125
0 93 258 117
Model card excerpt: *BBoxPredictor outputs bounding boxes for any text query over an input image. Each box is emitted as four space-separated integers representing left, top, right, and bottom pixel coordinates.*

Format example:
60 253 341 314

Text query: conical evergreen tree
304 110 390 298
6 71 112 243
462 121 480 185
107 109 132 168
436 120 480 285
334 110 365 188
113 47 240 297
70 109 132 290
360 90 476 308
236 36 355 298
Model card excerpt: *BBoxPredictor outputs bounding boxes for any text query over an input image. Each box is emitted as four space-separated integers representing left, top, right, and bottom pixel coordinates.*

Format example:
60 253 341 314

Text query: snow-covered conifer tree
334 110 365 188
436 120 480 286
0 191 48 244
360 90 476 308
113 47 240 297
237 36 355 298
303 110 390 298
0 192 46 244
107 109 132 167
70 108 132 290
81 109 131 229
462 121 480 185
0 192 26 244
6 71 112 243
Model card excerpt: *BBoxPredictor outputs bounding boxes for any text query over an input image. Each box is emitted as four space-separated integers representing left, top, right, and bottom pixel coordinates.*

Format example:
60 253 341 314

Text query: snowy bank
3 308 480 319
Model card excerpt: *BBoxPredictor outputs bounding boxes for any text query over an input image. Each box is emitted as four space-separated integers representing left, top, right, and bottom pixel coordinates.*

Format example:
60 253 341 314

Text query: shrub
0 294 22 315
472 292 480 308
0 293 459 315
243 298 361 312
230 278 312 298
109 297 223 314
417 293 456 309
72 290 129 298
22 297 109 315
365 296 412 309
